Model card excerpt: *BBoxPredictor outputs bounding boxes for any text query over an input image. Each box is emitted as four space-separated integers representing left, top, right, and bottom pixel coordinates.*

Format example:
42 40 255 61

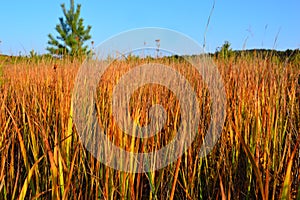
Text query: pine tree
47 0 92 57
217 41 233 60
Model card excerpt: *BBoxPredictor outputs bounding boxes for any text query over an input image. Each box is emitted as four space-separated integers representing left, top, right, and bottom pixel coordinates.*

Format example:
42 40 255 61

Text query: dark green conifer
47 0 92 57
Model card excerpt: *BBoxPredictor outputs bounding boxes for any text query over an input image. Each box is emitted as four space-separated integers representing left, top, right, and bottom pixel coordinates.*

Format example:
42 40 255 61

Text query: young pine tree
217 41 233 60
47 0 92 57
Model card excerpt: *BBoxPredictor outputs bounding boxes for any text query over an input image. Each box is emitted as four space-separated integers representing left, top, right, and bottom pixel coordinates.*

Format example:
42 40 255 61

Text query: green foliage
0 55 7 87
287 49 300 66
47 0 92 57
216 41 233 60
29 49 37 58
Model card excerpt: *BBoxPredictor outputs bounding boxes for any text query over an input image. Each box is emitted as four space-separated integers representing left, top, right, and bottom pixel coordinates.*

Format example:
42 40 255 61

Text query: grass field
0 52 299 199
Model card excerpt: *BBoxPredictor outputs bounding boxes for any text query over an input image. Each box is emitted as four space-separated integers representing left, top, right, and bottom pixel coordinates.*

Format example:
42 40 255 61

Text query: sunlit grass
0 53 299 199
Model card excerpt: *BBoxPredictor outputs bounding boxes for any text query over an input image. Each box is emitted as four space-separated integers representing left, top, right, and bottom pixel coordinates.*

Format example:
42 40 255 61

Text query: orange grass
0 53 299 199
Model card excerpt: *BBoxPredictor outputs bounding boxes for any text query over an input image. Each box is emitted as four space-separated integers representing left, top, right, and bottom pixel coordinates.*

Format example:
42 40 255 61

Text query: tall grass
0 53 299 199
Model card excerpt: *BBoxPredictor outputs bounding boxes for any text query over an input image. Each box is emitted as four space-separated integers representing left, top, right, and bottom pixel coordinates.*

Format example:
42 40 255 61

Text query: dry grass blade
219 174 226 200
280 133 300 200
232 123 266 200
62 144 79 199
18 156 44 200
170 157 182 200
0 176 5 194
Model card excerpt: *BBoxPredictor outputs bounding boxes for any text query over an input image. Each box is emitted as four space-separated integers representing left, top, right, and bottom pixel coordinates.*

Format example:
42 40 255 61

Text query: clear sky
0 0 299 55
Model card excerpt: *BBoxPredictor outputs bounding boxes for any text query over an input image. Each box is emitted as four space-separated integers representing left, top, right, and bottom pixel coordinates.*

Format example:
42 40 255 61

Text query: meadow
0 51 299 199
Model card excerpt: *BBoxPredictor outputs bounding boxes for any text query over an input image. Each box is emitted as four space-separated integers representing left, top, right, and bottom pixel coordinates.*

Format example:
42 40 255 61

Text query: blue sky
0 0 299 55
